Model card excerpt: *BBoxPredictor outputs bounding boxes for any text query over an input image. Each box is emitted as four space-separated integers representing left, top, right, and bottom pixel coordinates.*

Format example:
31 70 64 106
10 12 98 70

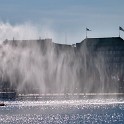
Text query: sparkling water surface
0 98 124 124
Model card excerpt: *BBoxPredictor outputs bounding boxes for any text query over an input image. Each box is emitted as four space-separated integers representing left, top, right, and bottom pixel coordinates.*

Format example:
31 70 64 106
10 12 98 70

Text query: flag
119 26 124 32
86 28 91 31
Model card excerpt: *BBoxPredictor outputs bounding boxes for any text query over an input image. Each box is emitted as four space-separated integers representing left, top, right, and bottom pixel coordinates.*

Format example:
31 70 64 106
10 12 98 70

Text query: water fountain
0 36 124 97
0 35 124 123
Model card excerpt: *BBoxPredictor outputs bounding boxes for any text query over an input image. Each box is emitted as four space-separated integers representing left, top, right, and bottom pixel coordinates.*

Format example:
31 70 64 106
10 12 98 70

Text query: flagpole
86 30 87 38
86 27 91 38
119 26 124 37
86 28 87 38
119 28 120 37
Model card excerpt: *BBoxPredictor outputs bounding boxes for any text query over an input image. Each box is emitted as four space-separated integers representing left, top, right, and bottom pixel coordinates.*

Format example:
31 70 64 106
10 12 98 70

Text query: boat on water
0 102 5 106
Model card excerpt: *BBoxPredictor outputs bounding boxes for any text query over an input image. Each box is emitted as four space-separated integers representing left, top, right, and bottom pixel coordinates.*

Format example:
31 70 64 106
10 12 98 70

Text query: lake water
0 98 124 124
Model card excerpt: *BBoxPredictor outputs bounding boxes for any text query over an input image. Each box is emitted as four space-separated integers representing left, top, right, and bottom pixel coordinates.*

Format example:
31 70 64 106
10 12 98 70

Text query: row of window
89 46 124 51
95 50 124 55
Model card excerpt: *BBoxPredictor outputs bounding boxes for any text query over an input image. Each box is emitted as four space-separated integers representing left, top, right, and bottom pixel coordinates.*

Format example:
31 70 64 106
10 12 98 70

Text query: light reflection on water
0 98 124 124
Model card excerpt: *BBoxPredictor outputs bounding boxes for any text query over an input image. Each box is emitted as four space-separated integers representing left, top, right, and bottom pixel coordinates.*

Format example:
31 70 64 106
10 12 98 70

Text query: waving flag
86 28 91 38
119 26 124 32
86 28 91 31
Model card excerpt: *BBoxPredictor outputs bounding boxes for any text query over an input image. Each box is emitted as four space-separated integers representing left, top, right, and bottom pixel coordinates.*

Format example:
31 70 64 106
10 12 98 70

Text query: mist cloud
0 22 57 43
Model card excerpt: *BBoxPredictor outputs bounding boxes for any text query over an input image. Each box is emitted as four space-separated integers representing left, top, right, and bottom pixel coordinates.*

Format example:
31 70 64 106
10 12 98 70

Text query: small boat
0 102 5 106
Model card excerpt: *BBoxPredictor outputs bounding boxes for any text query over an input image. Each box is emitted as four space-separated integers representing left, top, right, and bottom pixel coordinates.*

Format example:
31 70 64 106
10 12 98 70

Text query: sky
0 0 124 44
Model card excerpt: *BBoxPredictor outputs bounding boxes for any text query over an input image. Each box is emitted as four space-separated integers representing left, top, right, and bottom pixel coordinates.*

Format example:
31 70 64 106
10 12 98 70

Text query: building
1 37 124 94
77 37 124 93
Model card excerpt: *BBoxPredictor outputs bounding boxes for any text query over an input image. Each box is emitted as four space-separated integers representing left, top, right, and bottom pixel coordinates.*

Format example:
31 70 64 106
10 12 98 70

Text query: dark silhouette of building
77 37 124 93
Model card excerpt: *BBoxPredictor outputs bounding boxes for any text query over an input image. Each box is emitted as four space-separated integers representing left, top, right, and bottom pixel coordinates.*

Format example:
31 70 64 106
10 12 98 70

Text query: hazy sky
0 0 124 44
